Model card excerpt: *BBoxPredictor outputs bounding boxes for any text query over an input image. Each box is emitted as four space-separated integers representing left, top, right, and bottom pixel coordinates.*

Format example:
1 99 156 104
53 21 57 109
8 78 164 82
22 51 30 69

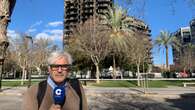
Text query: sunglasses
49 64 71 71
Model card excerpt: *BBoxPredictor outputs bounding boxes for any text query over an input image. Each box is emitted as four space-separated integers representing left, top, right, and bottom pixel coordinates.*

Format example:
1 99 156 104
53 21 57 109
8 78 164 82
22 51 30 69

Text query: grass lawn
2 79 195 88
85 80 137 87
85 80 195 88
2 80 41 87
147 80 185 87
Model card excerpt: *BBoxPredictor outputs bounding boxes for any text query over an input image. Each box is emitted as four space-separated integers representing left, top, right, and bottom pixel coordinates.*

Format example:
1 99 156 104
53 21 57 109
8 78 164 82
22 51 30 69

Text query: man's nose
57 66 62 72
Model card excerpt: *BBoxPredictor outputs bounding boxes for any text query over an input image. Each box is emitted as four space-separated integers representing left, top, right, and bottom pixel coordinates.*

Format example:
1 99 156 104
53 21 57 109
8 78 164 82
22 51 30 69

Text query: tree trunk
36 66 41 75
189 49 192 73
13 69 16 79
0 0 11 43
21 67 25 85
120 71 123 79
95 64 100 84
24 69 27 80
0 19 8 42
143 62 145 73
137 63 140 86
112 55 116 79
90 55 100 83
137 57 141 86
0 0 16 90
165 46 169 71
0 63 3 90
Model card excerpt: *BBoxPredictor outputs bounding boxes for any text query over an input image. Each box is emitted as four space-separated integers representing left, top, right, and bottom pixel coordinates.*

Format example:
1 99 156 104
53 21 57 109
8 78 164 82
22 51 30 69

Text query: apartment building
63 0 152 63
64 0 113 46
173 19 195 71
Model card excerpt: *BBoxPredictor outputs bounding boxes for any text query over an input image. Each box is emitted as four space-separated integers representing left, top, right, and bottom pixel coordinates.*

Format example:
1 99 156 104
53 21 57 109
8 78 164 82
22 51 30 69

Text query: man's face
49 57 70 84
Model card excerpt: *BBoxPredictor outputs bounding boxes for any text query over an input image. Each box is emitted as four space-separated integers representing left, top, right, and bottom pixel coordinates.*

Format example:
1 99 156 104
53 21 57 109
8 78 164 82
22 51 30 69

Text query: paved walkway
0 86 195 110
0 87 26 96
1 86 195 96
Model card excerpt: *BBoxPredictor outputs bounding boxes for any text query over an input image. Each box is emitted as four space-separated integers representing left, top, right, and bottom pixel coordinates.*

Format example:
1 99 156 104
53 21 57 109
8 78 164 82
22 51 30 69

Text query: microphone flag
53 86 65 106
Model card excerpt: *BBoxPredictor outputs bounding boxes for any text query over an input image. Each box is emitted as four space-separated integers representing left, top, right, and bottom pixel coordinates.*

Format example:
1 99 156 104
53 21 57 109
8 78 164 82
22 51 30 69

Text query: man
22 51 88 110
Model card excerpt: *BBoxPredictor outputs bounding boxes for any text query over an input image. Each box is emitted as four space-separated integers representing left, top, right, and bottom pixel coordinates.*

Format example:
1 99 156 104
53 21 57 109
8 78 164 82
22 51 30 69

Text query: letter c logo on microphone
55 89 62 96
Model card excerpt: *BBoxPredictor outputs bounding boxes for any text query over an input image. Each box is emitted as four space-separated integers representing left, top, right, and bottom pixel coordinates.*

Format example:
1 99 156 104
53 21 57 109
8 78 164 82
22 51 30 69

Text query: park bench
183 82 195 87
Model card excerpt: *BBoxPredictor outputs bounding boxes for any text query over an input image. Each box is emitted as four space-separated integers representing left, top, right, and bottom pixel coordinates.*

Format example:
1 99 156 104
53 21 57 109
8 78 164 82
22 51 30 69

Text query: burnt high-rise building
64 0 113 47
63 0 153 64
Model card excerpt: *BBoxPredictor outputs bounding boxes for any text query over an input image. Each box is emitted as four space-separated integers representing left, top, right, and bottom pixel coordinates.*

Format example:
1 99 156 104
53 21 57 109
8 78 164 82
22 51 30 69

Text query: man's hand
49 104 61 110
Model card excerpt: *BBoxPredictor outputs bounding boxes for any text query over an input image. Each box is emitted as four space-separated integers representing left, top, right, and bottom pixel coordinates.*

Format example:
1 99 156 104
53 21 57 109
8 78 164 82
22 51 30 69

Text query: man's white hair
47 51 73 65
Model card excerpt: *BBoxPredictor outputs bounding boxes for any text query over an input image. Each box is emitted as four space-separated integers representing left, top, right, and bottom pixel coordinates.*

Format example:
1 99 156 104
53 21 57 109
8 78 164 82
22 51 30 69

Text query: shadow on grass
165 93 195 110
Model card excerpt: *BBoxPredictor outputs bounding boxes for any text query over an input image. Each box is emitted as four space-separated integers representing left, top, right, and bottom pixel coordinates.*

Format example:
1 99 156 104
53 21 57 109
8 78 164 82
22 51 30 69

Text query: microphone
53 86 65 107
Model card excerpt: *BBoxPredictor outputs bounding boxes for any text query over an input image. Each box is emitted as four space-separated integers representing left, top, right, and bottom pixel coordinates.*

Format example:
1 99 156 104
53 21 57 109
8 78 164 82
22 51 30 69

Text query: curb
0 92 23 96
86 91 182 98
140 93 181 99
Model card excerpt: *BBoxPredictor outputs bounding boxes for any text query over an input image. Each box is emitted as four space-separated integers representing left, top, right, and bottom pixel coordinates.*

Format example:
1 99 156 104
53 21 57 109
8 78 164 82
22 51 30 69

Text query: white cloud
7 29 22 46
47 21 63 27
7 29 20 39
30 21 42 29
50 29 63 35
27 28 37 33
35 29 63 42
26 21 42 34
43 29 62 34
50 29 63 41
35 32 50 40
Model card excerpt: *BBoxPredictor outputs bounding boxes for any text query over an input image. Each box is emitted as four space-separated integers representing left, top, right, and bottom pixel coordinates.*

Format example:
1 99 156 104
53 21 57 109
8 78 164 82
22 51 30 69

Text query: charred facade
64 0 113 47
63 0 152 64
127 16 153 64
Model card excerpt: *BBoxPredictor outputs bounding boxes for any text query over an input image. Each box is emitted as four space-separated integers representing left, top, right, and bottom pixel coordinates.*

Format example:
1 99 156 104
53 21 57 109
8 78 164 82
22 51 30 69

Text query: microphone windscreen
53 86 65 106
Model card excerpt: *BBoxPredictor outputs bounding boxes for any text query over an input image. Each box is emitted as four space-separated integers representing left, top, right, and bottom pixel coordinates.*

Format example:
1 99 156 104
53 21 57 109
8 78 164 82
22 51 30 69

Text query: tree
180 43 195 73
0 0 16 90
68 18 109 83
9 34 33 85
154 30 180 71
32 37 57 75
67 45 92 74
0 0 16 42
124 31 151 86
8 34 57 84
185 43 195 72
100 5 135 78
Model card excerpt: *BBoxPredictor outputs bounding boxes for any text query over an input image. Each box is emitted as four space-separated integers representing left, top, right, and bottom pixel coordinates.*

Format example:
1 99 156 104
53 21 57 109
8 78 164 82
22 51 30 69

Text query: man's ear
48 66 51 73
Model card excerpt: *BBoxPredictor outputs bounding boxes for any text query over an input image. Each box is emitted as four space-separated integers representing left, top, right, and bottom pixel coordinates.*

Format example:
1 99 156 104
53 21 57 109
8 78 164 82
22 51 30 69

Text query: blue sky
8 0 64 48
8 0 195 65
144 0 194 65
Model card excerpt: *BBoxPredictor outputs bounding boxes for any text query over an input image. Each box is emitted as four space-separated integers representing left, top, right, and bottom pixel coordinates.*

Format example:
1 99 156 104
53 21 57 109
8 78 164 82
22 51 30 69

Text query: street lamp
0 41 9 92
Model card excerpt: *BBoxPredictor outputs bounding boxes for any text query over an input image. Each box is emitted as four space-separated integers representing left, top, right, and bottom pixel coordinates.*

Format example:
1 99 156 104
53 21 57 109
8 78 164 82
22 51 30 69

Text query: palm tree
154 30 180 71
101 5 135 78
